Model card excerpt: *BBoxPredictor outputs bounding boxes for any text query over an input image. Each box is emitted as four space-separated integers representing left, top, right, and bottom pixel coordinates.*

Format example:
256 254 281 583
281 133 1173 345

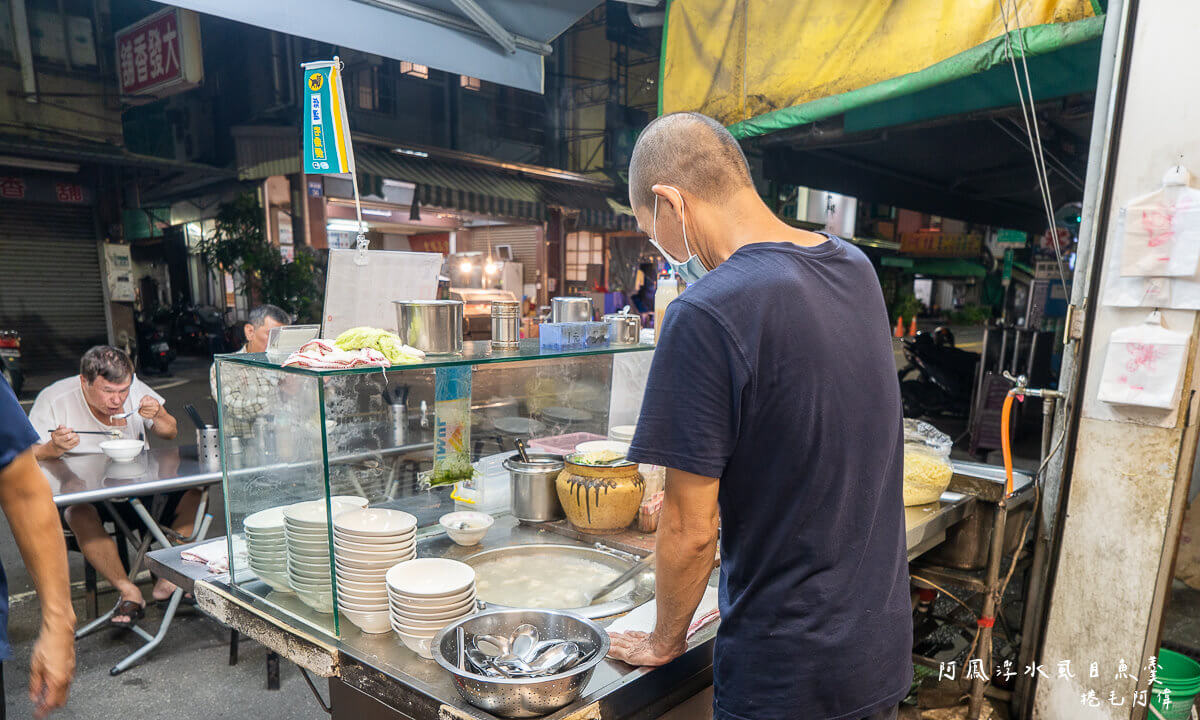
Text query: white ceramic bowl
339 594 389 611
244 527 286 539
246 534 286 546
391 610 474 634
295 591 334 614
243 506 289 532
339 608 391 634
392 627 435 658
390 595 476 620
98 439 145 463
335 565 391 581
337 586 389 602
387 587 476 609
249 553 287 565
333 508 417 537
575 440 631 456
438 511 494 547
385 558 475 598
329 495 370 509
334 544 413 562
333 529 415 546
284 500 356 527
287 563 331 580
288 576 332 593
336 553 408 570
608 425 636 443
254 575 293 594
334 537 414 555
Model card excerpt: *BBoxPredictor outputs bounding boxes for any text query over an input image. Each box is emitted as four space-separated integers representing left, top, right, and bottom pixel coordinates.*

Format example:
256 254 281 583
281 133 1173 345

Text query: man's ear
651 184 684 219
244 324 254 343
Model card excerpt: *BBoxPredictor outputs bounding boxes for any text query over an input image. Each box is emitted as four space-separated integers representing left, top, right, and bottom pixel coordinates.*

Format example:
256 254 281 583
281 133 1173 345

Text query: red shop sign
115 7 204 99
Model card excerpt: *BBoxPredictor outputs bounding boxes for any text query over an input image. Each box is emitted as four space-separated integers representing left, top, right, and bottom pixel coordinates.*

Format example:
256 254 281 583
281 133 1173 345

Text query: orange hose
1001 391 1016 497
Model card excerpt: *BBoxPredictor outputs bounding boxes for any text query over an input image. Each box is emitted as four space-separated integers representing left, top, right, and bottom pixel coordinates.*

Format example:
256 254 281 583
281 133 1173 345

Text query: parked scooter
898 327 980 418
0 330 22 394
136 311 175 375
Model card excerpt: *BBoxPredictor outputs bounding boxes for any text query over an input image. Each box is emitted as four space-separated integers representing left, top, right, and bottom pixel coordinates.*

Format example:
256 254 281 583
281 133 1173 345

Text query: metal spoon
110 410 136 421
472 634 510 658
509 624 540 662
464 646 503 676
529 642 581 675
491 657 536 677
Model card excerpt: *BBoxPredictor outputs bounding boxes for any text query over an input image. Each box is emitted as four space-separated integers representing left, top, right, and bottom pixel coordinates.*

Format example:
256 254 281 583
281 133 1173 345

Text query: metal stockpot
393 299 463 355
503 452 564 522
550 296 593 323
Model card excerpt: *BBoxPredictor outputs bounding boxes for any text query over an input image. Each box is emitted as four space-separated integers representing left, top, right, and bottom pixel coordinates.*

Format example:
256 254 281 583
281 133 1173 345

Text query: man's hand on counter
607 630 686 667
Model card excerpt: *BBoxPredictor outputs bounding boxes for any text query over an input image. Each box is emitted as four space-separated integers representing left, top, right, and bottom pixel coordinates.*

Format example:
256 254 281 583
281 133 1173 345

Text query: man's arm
608 467 719 666
139 396 177 440
0 449 76 717
32 427 78 461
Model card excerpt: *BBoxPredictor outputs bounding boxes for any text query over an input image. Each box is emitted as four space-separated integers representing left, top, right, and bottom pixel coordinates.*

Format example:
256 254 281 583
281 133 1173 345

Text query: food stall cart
134 335 1031 719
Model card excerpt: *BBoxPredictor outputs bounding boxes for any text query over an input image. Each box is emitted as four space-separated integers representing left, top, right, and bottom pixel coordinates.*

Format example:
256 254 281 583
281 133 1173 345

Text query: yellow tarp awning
660 0 1099 136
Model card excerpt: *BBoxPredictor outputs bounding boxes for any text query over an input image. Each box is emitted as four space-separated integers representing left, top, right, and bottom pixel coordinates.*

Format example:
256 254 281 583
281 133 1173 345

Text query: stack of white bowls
386 558 477 659
331 508 418 634
284 500 358 613
243 506 291 593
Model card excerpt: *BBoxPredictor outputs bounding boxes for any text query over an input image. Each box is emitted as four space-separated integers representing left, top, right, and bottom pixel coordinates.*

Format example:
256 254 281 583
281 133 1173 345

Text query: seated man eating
29 345 200 627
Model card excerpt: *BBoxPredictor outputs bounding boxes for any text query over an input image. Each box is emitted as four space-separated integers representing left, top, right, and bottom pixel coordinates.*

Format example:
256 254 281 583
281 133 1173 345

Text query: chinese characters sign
115 8 203 98
301 60 355 175
0 176 91 204
899 232 983 258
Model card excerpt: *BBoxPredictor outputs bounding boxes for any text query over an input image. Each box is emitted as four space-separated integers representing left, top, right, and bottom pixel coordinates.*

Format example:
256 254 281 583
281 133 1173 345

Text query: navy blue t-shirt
0 377 37 661
628 237 912 720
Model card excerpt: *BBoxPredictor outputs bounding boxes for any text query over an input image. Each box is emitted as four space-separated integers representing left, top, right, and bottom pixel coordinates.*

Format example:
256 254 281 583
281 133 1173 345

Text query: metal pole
968 500 1010 719
351 0 552 55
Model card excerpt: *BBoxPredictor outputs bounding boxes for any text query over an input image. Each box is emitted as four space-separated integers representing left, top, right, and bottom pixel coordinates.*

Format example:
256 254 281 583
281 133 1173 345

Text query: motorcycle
0 330 22 394
898 327 980 418
171 302 228 356
136 311 175 375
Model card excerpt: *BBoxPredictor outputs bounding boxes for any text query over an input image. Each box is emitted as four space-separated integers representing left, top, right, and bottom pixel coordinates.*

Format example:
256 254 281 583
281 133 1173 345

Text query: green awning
910 259 988 278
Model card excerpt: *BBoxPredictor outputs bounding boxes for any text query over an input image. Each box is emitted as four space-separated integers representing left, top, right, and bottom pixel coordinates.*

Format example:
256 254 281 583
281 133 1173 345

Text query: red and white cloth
607 586 721 641
282 339 391 370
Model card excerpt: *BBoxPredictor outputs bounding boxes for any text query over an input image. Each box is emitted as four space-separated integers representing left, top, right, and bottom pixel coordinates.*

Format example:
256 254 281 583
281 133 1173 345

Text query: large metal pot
503 452 564 522
393 299 463 355
550 296 593 323
432 609 610 718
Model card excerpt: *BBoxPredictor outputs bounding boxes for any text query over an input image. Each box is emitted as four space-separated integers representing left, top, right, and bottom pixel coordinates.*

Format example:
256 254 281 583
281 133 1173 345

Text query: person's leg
63 504 144 621
151 490 202 601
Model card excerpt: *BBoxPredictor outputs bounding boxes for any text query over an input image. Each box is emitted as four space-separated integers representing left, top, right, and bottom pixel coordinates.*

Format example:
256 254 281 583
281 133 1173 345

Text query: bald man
607 112 911 720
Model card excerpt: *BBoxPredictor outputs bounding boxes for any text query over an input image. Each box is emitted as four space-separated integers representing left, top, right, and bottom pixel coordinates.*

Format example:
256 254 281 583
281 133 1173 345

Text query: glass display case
216 340 654 635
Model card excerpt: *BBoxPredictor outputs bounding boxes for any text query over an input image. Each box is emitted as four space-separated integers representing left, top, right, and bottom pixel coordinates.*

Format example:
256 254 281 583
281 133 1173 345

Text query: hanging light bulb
460 261 473 273
484 260 499 274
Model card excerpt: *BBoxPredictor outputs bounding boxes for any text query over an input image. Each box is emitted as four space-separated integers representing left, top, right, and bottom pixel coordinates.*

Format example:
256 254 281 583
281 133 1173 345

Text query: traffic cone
894 316 905 338
909 317 919 337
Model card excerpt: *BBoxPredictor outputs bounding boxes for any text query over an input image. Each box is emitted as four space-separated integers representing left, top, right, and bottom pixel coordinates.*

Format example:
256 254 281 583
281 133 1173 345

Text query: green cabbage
333 327 425 364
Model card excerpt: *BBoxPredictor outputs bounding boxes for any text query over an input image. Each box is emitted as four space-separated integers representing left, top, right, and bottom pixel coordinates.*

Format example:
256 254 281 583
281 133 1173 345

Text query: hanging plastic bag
426 366 475 487
1097 311 1192 409
1106 209 1173 306
1119 167 1200 278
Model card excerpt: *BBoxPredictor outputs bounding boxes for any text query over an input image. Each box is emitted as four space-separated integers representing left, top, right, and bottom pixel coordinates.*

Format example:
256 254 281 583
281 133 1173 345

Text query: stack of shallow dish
243 506 291 593
332 508 418 633
386 558 477 659
284 500 358 613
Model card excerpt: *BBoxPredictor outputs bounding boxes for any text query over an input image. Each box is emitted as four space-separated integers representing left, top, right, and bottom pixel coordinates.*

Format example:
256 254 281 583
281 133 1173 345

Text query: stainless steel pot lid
502 452 564 473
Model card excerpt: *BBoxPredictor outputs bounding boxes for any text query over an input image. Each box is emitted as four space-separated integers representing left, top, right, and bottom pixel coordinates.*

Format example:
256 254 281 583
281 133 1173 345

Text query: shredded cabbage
333 327 426 364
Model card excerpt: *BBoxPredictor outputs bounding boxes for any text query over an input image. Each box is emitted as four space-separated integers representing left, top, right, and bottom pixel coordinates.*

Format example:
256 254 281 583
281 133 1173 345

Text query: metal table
156 493 978 720
40 446 220 675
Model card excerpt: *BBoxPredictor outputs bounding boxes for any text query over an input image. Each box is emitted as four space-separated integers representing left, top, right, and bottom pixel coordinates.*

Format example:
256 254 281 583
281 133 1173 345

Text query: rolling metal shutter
465 225 543 285
0 201 107 372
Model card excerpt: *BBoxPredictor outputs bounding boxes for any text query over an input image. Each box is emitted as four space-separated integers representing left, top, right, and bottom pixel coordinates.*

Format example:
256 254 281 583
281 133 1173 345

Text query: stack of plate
332 508 418 634
243 506 291 593
284 500 358 613
386 558 477 659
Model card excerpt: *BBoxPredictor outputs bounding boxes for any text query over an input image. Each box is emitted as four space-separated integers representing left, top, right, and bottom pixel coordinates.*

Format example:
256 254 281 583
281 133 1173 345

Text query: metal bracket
1064 301 1087 342
449 0 517 55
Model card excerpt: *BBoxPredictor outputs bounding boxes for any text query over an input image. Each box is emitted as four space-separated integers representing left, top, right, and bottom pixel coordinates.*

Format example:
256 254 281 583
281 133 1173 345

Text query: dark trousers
861 706 898 720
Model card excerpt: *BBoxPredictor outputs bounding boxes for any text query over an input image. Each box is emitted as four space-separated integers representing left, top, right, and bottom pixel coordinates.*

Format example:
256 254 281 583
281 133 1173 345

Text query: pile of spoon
464 624 589 679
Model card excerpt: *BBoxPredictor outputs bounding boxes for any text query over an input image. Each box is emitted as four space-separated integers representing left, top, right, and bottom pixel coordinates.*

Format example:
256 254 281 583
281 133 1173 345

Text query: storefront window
566 231 603 282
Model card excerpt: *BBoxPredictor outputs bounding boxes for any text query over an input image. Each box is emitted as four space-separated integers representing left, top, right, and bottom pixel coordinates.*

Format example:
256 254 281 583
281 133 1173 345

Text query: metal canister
490 300 521 350
550 296 593 323
197 427 221 470
503 452 565 522
602 312 641 345
393 299 464 355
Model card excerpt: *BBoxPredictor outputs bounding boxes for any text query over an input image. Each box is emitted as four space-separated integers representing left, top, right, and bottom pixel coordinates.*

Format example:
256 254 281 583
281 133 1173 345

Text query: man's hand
29 623 74 718
37 427 78 459
138 395 162 420
607 630 686 667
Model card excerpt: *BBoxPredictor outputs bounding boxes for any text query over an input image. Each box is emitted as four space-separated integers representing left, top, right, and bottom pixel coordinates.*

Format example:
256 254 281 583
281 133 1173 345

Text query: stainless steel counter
160 488 979 720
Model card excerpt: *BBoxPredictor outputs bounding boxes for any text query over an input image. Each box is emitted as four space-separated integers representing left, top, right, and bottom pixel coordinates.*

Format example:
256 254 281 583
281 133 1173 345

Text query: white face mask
649 187 710 285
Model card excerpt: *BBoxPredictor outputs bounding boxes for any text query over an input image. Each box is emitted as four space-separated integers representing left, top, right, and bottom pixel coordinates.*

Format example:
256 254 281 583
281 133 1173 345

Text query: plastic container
654 276 681 342
529 432 605 457
1152 648 1200 720
538 322 610 350
902 419 954 506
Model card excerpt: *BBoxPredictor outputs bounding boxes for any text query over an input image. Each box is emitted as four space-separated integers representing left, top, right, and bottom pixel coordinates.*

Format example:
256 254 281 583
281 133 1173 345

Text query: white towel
181 538 246 574
607 586 721 640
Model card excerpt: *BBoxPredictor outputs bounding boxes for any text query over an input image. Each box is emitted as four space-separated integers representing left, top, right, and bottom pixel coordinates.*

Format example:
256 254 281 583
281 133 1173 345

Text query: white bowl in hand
98 439 145 463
